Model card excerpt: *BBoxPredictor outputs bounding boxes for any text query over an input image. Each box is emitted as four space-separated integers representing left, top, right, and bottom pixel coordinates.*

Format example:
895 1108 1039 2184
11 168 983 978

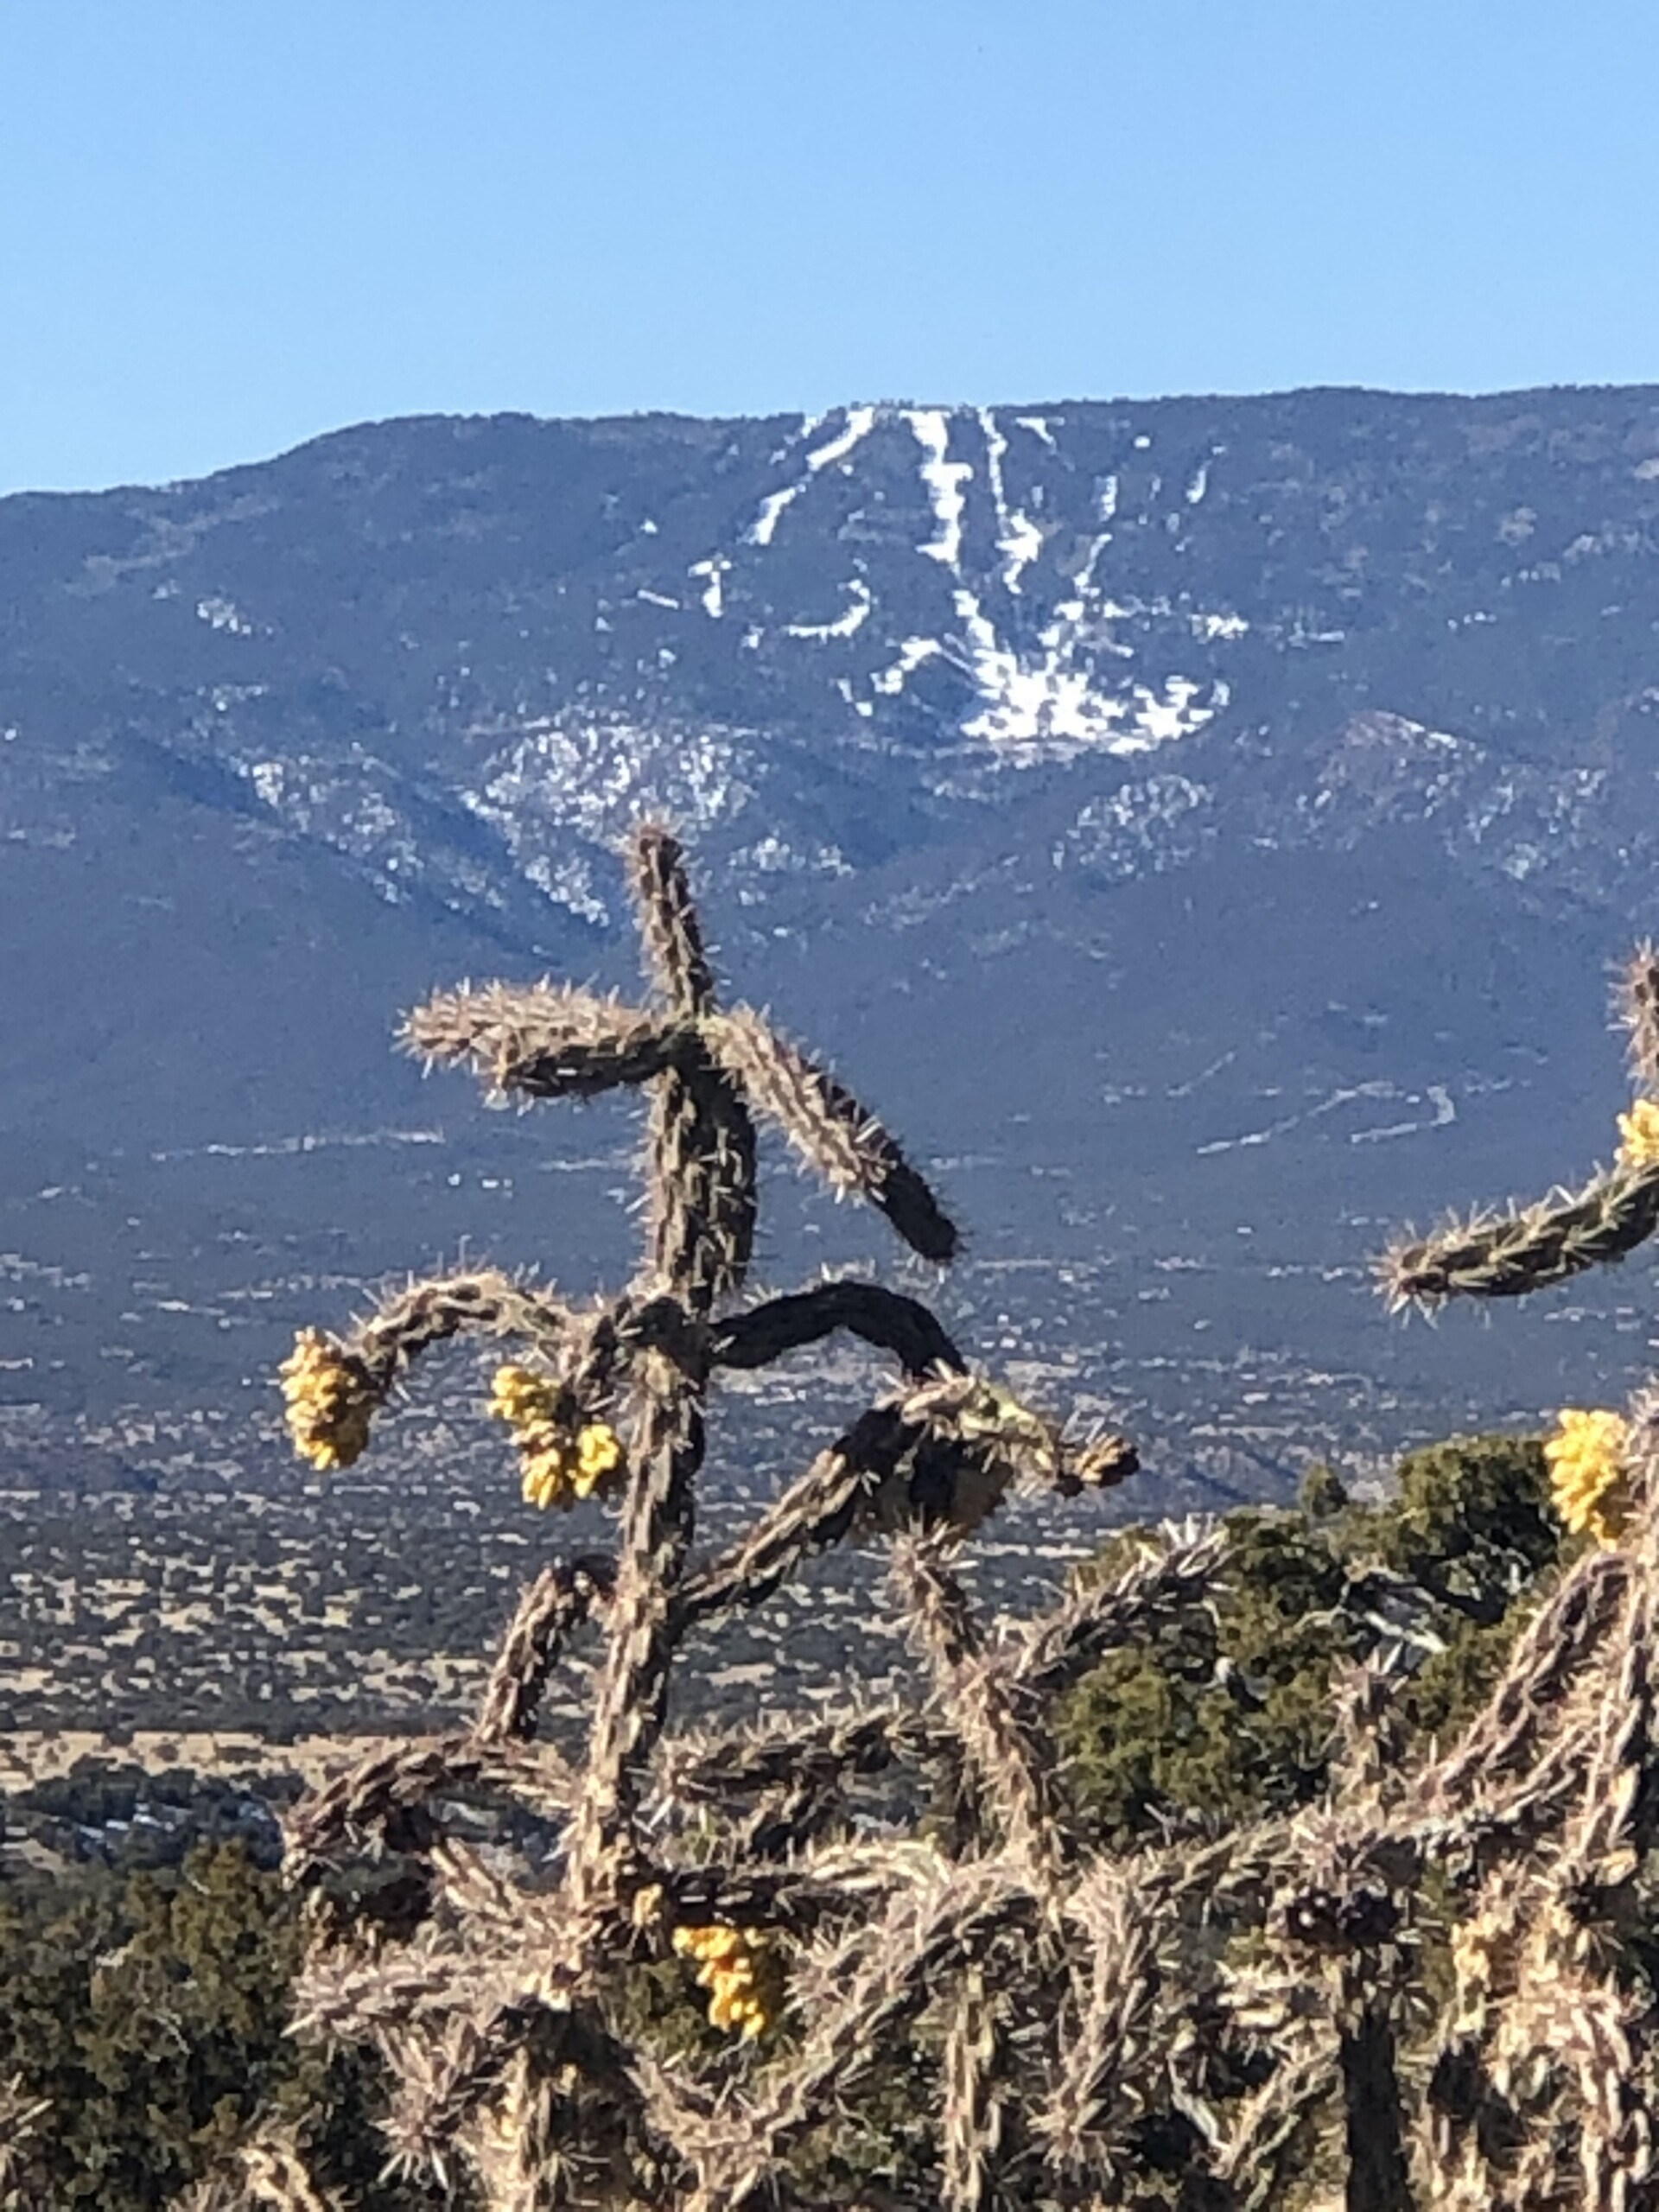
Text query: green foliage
1366 1431 1557 1623
0 1842 439 2212
1058 1507 1363 1841
1059 1432 1561 1844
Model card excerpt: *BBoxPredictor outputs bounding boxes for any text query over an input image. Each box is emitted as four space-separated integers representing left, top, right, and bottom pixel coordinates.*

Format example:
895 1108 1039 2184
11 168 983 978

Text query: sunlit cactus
1382 940 1659 1560
264 823 1154 2208
232 875 1659 2210
1381 942 1659 1313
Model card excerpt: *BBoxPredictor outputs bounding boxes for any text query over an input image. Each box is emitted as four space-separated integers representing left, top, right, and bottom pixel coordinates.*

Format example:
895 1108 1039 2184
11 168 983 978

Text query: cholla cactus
249 874 1659 2210
1370 939 1659 2208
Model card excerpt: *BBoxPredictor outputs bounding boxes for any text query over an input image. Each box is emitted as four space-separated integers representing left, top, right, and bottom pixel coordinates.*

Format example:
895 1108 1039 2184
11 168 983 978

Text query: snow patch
804 405 878 474
744 405 878 546
976 406 1042 594
873 638 944 696
952 582 1224 754
461 716 753 921
905 409 973 570
1014 415 1056 448
1190 609 1248 641
747 487 801 549
785 577 872 641
196 595 253 635
689 558 728 618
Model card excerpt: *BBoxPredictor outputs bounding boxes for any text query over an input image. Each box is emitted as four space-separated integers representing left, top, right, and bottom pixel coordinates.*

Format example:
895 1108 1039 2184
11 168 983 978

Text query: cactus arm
1619 940 1659 1096
632 823 718 1017
941 1967 1005 2212
1007 1519 1230 1699
673 1406 913 1624
702 1003 960 1262
676 1376 1126 1636
282 1736 573 1886
892 1532 1061 1877
1209 2035 1333 2209
652 1707 944 1815
1035 1872 1160 2188
279 1271 584 1472
644 1047 757 1310
564 1347 706 1916
474 1555 614 1745
659 1851 940 1942
1420 1545 1632 1816
350 1268 580 1384
1380 1163 1659 1309
403 979 683 1099
709 1280 965 1379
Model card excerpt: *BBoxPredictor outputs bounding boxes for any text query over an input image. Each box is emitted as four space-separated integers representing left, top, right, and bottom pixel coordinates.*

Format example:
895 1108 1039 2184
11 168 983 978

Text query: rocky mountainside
7 386 1659 1504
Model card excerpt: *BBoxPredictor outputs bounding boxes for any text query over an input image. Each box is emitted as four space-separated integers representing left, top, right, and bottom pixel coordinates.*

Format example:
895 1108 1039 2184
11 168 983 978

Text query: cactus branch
703 1004 959 1262
474 1555 614 1745
1618 939 1659 1096
1008 1518 1228 1698
1381 1163 1659 1309
632 823 718 1017
709 1280 964 1379
403 979 681 1099
891 1533 1060 1876
644 1048 757 1310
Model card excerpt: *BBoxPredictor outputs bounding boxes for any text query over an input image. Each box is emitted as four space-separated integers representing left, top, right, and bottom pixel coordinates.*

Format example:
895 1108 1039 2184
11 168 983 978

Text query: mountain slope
6 387 1659 1501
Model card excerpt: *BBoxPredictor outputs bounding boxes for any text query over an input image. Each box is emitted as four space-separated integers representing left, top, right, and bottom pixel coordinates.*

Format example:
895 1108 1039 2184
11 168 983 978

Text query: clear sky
3 0 1658 495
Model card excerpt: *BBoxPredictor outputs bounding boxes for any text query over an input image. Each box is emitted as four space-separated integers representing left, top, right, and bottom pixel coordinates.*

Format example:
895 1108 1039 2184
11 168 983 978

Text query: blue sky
4 0 1658 494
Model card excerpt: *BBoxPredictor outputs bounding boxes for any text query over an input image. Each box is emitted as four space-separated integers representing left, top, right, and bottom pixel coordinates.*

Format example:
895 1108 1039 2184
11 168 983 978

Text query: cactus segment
1619 940 1659 1097
632 824 717 1018
703 1005 959 1262
564 1348 707 1910
893 1532 1058 1872
403 980 680 1099
475 1557 614 1745
352 1270 580 1402
645 1052 757 1313
1380 1163 1659 1309
709 1281 964 1380
1010 1519 1229 1697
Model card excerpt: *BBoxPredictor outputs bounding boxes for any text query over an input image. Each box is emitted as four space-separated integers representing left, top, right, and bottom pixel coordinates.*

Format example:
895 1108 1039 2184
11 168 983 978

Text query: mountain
7 386 1659 1507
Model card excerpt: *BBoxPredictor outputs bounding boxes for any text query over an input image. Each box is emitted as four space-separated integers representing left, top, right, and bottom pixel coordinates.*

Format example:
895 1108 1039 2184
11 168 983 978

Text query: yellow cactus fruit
1544 1408 1632 1547
487 1363 560 1427
671 1923 781 2039
489 1366 626 1511
574 1421 623 1495
1617 1097 1659 1169
278 1330 376 1471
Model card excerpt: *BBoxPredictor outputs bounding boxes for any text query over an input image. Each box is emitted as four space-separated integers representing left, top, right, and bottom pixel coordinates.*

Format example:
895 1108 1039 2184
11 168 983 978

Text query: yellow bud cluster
671 1923 780 2038
487 1365 626 1511
1617 1097 1659 1169
1544 1408 1632 1547
278 1330 376 1471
